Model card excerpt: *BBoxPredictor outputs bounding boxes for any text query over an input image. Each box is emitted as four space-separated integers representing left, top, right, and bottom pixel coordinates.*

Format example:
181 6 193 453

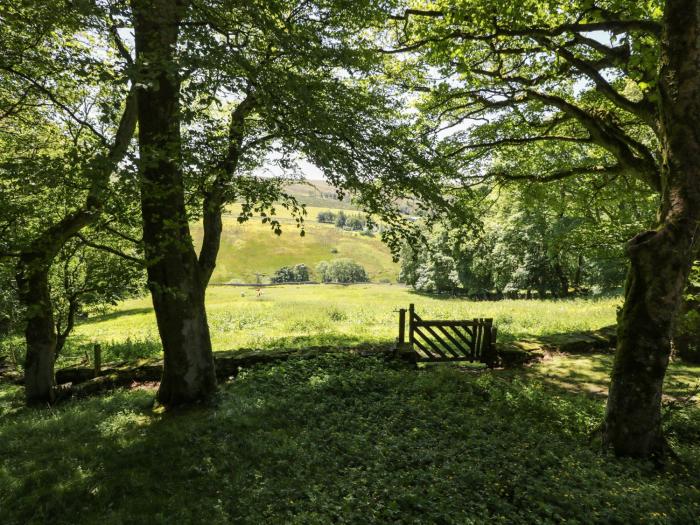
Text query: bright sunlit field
54 284 622 363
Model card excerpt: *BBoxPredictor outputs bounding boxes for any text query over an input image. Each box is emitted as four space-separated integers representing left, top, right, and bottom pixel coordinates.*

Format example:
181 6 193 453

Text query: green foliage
400 182 653 297
316 210 336 224
675 261 700 363
0 265 20 337
316 258 369 283
1 353 698 524
270 264 310 283
334 210 347 228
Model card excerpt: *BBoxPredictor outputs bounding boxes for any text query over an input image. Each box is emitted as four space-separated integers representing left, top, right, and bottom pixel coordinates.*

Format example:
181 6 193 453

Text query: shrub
334 210 347 228
271 264 310 283
675 262 700 362
317 211 336 224
345 216 365 231
316 258 369 283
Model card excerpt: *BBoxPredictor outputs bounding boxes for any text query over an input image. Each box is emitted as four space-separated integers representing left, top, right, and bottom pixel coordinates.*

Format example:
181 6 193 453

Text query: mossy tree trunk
16 255 56 404
603 0 700 458
12 85 136 405
132 0 216 405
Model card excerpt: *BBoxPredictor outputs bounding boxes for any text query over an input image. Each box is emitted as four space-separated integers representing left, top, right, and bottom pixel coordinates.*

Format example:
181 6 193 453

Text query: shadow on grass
1 355 699 524
81 307 154 325
225 333 395 353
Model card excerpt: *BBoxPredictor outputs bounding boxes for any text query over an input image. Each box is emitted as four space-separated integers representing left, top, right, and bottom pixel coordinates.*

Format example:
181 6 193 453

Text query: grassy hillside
283 180 359 210
192 205 399 284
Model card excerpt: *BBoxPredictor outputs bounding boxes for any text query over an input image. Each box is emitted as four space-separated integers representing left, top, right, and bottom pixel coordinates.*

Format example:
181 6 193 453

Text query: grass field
55 285 623 364
3 282 700 523
191 209 398 284
1 353 699 524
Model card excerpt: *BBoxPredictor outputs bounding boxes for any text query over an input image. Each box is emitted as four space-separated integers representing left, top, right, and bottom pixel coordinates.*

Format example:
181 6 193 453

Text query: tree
0 1 137 403
316 259 369 283
270 264 310 283
393 0 700 457
50 238 144 359
126 0 455 405
317 211 337 224
335 211 348 229
674 260 700 362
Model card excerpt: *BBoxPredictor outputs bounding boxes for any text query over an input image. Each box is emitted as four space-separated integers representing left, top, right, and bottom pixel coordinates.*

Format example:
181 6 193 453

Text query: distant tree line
269 260 370 284
400 183 655 298
316 259 369 283
317 210 368 232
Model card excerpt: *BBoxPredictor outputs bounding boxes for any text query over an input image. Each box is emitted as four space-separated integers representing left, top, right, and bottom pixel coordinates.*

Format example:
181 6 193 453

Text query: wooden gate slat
449 324 475 355
421 323 462 358
434 324 468 358
413 320 477 327
473 319 483 358
412 336 433 359
413 326 448 358
400 304 496 365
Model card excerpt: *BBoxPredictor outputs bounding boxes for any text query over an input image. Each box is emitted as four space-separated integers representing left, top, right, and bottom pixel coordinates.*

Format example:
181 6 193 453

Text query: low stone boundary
4 326 619 397
55 344 395 397
499 325 617 366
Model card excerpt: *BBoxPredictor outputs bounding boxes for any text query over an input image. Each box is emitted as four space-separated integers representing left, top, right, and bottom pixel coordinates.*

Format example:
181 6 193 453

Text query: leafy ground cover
1 353 699 524
27 285 623 366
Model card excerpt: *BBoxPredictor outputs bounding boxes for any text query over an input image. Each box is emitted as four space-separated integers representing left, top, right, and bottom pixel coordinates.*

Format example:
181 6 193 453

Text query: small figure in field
256 287 263 298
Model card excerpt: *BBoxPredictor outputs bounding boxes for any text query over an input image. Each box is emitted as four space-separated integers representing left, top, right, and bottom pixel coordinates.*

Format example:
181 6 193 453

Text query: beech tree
0 1 137 403
126 0 453 405
392 0 700 457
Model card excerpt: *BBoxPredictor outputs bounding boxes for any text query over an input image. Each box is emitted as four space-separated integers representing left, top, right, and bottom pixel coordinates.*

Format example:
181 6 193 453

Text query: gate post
482 320 498 368
395 305 416 365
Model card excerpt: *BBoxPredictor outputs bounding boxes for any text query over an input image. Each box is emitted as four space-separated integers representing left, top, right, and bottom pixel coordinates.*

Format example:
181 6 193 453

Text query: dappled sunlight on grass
1 355 699 524
526 354 700 402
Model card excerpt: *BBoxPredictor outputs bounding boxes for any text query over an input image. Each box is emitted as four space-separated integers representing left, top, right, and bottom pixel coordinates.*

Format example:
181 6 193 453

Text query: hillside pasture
191 209 398 284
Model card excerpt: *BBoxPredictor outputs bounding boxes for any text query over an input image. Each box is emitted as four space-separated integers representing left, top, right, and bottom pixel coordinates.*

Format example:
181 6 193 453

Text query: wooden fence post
408 303 415 345
398 308 406 344
93 344 101 378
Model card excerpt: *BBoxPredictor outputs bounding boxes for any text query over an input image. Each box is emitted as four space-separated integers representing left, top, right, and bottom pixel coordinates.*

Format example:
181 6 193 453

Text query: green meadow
58 285 621 362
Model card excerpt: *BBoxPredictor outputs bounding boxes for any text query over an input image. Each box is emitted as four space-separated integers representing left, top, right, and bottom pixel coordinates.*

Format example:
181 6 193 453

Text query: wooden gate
397 304 498 366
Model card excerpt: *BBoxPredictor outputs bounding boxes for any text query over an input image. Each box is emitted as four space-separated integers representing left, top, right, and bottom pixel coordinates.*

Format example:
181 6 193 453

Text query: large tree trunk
133 0 216 405
16 256 56 404
603 0 700 458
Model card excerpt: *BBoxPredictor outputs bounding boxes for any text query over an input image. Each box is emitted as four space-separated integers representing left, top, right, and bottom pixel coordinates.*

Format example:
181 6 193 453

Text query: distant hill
283 180 359 210
192 202 399 284
283 179 419 216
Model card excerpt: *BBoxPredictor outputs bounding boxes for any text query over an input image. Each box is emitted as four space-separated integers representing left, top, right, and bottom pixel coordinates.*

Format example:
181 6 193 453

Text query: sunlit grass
61 285 621 360
191 210 399 284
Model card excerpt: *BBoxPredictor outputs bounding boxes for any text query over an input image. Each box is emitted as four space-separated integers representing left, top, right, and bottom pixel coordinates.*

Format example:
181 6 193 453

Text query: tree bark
16 256 56 404
603 0 700 458
12 89 137 405
199 94 255 287
55 294 79 359
133 0 216 405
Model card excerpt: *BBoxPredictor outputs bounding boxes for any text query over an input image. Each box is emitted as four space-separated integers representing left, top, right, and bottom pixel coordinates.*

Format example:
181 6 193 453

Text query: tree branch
75 233 144 266
493 163 624 183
